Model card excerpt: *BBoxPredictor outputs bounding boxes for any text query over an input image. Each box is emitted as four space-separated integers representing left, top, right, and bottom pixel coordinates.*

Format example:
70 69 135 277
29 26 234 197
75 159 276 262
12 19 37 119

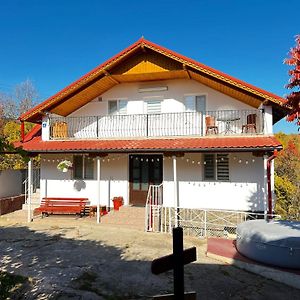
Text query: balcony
49 109 264 140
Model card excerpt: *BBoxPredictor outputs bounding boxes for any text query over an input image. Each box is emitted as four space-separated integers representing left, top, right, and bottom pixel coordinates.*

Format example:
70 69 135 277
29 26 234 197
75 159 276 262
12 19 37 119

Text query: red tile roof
20 38 286 122
16 126 282 153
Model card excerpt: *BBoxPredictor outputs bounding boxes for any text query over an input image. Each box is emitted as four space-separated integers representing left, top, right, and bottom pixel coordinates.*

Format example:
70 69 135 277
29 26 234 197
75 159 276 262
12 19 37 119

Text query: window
185 95 206 112
146 99 161 114
203 154 229 181
73 155 94 180
108 100 127 115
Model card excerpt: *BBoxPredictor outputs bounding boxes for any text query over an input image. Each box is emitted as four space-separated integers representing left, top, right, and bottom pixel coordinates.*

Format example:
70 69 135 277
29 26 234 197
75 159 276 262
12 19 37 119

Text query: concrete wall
40 152 267 212
0 169 23 198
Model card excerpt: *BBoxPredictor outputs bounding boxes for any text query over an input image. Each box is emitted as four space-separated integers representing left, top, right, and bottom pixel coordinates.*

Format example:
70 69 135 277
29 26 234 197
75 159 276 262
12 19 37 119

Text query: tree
274 133 300 220
0 79 39 170
284 35 300 128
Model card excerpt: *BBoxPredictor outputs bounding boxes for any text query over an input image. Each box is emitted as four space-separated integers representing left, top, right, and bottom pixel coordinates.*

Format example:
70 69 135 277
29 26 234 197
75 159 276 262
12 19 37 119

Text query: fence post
204 210 207 237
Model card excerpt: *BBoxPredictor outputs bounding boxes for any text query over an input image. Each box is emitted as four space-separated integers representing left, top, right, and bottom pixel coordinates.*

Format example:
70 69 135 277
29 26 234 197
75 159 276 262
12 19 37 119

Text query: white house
18 38 286 226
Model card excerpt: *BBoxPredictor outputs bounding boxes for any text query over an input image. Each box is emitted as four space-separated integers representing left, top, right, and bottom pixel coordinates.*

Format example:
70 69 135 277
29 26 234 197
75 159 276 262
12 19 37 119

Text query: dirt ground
0 216 300 300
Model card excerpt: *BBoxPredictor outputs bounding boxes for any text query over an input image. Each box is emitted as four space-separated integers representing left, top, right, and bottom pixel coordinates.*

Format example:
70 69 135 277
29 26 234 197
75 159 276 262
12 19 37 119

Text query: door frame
128 153 163 206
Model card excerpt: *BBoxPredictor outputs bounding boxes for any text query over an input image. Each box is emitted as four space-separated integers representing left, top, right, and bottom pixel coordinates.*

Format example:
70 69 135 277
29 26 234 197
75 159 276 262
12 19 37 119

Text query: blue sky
0 0 299 133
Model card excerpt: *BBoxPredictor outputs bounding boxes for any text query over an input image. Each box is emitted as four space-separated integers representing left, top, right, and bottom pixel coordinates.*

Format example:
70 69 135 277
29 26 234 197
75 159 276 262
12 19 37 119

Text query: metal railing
145 184 163 232
147 206 281 238
49 109 264 139
23 168 40 204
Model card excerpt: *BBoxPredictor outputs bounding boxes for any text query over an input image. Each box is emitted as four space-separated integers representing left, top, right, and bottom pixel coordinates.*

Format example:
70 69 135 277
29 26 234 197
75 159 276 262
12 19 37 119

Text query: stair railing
145 183 163 232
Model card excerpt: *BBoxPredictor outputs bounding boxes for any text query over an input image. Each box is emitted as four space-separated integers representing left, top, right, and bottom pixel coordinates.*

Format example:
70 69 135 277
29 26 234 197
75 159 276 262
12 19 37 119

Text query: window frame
203 153 229 182
73 155 94 180
108 99 128 115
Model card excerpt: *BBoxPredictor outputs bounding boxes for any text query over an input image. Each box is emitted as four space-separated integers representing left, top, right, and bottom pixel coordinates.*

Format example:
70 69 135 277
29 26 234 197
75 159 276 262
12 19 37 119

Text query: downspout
267 150 277 220
20 121 25 143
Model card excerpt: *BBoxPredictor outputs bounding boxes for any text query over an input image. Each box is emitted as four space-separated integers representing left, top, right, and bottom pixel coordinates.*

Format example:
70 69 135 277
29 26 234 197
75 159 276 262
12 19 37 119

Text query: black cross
151 227 197 299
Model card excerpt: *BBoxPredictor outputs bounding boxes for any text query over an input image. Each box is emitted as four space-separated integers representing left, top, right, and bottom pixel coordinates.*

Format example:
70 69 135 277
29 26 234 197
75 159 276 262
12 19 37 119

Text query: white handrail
145 184 163 232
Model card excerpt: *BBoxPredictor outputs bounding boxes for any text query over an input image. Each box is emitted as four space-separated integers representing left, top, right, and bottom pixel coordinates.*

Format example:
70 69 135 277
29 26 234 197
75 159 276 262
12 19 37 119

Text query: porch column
27 158 33 223
263 155 268 221
96 156 101 224
173 155 179 227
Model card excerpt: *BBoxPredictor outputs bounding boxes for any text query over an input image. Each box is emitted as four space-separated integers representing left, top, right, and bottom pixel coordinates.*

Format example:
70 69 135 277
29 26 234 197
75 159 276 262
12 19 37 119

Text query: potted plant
57 160 73 172
112 197 123 210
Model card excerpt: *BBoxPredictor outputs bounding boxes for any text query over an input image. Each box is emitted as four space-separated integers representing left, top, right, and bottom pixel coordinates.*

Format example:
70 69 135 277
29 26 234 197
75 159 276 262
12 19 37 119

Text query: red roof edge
20 37 286 122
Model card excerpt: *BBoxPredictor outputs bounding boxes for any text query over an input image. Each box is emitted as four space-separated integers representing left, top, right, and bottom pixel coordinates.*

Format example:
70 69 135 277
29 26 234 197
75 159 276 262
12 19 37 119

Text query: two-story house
18 38 286 227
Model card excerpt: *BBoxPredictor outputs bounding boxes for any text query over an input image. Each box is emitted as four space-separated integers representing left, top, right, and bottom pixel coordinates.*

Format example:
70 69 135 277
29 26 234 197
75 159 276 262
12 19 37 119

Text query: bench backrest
41 197 88 207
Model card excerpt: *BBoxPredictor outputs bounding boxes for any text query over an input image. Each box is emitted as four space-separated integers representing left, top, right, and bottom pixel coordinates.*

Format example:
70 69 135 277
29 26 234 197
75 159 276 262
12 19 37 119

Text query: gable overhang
20 38 287 123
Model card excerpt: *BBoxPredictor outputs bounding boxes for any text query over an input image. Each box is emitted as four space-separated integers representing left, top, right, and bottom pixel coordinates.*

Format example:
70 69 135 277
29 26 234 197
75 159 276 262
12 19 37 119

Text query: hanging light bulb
192 160 195 164
252 159 255 163
238 159 242 163
245 160 249 164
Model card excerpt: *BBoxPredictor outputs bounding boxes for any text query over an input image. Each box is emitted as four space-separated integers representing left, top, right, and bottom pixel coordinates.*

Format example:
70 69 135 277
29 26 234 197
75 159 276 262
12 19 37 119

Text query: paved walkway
0 214 300 299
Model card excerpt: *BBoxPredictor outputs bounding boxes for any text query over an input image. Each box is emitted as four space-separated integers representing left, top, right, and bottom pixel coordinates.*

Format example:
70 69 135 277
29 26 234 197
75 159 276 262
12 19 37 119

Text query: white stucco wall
163 152 266 212
41 152 268 212
0 170 23 198
43 79 272 140
71 79 253 116
40 154 128 207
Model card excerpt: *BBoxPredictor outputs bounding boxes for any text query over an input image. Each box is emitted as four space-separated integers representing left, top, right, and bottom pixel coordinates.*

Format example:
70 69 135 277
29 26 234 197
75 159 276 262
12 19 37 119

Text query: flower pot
112 197 123 210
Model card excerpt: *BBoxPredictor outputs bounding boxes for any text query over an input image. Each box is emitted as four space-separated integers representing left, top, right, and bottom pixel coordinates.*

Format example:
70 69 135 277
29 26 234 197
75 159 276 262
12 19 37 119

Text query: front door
129 154 163 206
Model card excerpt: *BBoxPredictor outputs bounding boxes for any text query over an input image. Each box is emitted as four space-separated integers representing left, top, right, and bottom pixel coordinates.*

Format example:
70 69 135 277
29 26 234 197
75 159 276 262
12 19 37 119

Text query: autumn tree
0 79 39 170
274 133 300 220
284 35 300 129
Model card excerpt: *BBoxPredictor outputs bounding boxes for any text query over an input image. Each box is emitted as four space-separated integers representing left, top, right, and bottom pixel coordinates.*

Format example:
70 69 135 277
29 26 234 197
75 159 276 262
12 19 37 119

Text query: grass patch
0 271 27 299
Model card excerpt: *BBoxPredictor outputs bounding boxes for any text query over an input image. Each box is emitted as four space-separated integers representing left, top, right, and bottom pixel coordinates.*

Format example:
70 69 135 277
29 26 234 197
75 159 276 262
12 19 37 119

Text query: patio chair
242 113 257 133
205 115 218 134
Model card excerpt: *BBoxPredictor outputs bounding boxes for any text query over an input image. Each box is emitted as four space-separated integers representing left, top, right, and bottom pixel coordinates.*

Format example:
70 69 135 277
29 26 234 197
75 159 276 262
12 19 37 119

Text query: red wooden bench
34 197 89 217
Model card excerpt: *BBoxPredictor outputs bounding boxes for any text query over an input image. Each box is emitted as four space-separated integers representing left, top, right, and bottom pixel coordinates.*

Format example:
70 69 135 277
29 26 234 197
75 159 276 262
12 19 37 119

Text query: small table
217 117 240 134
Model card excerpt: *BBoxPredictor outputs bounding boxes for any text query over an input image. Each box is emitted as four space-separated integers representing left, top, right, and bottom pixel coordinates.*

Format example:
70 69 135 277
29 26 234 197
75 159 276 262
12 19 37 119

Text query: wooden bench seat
34 197 89 217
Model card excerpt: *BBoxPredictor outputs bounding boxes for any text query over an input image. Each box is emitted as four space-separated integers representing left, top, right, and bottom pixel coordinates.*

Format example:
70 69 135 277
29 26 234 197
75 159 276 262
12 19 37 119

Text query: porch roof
16 125 282 153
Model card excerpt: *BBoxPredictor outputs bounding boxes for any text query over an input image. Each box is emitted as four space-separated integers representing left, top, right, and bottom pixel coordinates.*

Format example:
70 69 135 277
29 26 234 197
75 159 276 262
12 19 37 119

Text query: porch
48 109 264 140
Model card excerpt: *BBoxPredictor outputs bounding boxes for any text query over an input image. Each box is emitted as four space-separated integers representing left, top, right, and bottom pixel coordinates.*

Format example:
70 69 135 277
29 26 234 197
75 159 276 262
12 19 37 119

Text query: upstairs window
108 100 127 115
185 95 206 112
203 153 229 181
146 99 161 114
73 155 94 180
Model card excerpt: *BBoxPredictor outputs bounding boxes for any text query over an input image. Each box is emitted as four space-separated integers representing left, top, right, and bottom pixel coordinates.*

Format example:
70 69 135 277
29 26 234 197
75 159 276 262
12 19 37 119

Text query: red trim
20 38 286 122
20 121 25 143
267 150 277 218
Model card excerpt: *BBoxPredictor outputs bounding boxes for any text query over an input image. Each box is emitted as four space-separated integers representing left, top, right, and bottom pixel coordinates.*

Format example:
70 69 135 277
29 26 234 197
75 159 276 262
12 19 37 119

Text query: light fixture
138 86 168 93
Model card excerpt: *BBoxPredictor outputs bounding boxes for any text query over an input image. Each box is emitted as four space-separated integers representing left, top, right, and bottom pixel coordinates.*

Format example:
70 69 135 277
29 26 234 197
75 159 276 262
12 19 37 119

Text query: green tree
274 133 300 220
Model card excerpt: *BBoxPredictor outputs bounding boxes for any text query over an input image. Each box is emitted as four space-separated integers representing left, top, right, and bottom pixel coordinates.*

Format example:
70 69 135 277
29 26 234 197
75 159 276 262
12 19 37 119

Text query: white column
173 155 178 227
263 155 268 220
97 156 101 224
27 158 33 223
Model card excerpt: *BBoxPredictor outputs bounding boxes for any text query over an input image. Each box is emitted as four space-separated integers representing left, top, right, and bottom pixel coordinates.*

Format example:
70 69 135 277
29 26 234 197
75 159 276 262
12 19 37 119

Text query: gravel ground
0 217 300 299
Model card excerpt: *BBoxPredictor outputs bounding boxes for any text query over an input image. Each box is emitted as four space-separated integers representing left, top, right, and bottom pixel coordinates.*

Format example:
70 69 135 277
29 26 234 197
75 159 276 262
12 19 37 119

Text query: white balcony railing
49 109 264 140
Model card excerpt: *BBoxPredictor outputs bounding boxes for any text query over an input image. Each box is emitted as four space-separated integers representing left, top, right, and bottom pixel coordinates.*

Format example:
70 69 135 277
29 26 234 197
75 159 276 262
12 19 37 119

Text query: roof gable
21 38 287 122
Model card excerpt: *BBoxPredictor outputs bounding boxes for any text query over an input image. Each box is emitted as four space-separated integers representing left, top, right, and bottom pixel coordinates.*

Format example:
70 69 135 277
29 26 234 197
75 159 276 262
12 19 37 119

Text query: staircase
22 189 41 210
100 206 146 231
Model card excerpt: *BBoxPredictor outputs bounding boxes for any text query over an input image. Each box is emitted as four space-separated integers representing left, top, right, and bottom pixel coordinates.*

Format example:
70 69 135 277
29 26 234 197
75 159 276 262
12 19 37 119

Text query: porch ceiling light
138 86 168 93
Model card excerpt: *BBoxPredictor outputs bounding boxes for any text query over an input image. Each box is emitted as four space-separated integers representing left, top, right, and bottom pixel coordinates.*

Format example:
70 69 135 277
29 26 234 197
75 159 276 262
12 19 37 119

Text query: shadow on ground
0 224 299 300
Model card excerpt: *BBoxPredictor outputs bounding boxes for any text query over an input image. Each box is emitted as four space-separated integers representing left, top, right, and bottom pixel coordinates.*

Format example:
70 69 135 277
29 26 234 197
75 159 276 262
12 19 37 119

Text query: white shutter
147 99 161 114
185 96 195 112
118 100 127 115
